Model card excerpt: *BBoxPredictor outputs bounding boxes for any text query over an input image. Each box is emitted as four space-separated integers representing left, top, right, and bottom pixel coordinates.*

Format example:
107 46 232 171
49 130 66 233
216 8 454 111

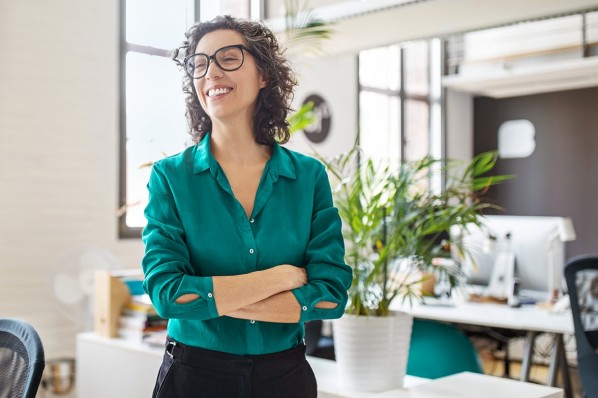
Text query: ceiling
266 0 598 97
267 0 598 55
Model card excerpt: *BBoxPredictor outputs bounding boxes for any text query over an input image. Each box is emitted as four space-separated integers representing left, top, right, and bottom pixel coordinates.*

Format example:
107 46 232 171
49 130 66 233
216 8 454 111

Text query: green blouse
142 133 352 355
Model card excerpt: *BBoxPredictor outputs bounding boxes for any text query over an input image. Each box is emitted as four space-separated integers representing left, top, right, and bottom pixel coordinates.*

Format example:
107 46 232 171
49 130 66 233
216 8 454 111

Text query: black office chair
564 255 598 398
0 318 45 398
305 320 335 360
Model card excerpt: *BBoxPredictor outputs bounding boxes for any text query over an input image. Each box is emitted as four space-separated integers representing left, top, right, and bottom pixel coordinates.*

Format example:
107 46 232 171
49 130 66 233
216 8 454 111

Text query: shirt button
207 293 213 298
249 249 254 254
302 306 308 311
250 218 255 223
250 320 255 324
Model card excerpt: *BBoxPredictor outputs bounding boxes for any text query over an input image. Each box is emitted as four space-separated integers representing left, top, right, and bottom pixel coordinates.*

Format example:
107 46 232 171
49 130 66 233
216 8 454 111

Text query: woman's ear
258 71 267 89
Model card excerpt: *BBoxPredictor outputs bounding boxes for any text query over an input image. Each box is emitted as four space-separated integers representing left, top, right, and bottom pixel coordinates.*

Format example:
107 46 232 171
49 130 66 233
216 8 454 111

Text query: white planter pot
332 311 413 392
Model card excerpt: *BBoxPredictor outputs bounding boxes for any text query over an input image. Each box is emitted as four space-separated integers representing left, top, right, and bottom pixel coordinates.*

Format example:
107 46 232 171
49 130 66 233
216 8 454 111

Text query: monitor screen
451 215 570 299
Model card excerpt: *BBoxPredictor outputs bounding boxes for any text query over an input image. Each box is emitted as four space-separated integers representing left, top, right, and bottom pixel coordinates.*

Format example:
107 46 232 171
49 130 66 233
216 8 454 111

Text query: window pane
200 0 250 20
359 45 400 91
220 0 250 17
359 91 400 168
126 0 194 49
404 41 429 96
125 52 190 228
404 99 429 162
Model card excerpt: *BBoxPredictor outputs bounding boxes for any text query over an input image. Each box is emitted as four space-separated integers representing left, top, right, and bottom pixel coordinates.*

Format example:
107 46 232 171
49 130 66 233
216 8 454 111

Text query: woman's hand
271 264 307 291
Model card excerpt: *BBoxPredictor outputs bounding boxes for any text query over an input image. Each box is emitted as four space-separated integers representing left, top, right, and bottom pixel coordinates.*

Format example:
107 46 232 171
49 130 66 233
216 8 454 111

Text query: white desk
77 332 563 398
391 299 574 397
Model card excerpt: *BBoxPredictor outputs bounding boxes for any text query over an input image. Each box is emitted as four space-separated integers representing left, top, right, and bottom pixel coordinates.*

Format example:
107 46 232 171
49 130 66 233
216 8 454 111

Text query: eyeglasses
184 44 254 79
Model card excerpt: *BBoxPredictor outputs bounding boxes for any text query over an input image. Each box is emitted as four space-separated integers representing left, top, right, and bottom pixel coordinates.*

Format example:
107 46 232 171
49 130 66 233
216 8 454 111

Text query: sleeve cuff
177 275 219 318
291 286 345 322
291 289 310 322
200 276 219 318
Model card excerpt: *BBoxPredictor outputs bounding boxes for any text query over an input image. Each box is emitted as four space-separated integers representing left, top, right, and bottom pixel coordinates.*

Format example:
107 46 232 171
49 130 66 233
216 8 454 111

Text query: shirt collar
269 140 296 180
192 133 296 180
192 133 215 175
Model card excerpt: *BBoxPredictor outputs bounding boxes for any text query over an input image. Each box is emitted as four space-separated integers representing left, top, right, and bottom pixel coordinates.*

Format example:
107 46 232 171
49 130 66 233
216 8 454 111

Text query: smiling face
193 29 266 128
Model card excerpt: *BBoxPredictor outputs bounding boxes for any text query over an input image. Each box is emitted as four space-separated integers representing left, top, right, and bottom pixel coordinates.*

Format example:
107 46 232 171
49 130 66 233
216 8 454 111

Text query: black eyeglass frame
183 44 255 79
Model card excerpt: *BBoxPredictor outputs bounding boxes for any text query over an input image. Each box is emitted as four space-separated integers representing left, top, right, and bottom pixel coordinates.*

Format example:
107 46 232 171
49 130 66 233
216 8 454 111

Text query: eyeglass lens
185 46 245 79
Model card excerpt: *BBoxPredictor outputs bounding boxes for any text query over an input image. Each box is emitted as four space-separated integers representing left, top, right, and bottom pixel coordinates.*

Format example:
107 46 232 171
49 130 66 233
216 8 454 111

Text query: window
358 39 443 188
119 0 260 238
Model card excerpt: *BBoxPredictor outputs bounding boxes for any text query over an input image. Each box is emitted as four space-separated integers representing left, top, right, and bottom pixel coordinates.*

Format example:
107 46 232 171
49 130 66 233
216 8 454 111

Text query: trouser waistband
164 336 307 376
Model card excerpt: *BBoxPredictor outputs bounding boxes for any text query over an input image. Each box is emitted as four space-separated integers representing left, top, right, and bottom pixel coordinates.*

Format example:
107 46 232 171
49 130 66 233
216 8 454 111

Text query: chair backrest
407 319 483 379
0 318 45 398
304 320 323 356
564 255 598 397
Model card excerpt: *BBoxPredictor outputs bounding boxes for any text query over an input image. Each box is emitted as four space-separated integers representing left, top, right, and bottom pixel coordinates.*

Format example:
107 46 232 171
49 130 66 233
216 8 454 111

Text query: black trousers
152 337 317 398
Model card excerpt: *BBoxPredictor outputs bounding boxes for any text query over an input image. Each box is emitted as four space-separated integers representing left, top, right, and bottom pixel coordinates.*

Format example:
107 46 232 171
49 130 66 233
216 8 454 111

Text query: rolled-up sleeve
142 162 219 320
291 164 352 322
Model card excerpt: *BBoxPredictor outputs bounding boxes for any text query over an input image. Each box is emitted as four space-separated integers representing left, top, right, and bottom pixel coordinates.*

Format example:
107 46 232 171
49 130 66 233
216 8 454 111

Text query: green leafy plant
318 147 512 316
288 101 315 134
282 0 334 57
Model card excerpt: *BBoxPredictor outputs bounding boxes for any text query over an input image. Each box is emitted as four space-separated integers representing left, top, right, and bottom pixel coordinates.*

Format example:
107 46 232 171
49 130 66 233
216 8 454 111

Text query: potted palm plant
317 147 510 392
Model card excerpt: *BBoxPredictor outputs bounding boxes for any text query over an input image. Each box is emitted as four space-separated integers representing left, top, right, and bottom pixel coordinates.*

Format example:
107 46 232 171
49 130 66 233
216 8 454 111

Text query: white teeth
207 87 231 97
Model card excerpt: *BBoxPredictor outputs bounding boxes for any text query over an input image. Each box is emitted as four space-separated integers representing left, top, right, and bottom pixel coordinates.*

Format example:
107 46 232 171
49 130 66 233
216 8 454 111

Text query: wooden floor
478 349 582 398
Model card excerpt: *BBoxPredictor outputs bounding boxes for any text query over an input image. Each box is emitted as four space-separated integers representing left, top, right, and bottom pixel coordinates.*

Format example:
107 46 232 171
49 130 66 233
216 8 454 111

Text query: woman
142 15 352 398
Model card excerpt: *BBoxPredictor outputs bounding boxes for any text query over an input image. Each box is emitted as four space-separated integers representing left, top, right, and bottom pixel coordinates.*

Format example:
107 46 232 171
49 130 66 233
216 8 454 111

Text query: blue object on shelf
122 279 145 296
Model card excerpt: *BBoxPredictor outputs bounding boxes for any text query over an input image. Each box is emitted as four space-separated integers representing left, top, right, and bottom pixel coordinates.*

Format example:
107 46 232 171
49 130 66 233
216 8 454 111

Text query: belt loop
166 341 177 359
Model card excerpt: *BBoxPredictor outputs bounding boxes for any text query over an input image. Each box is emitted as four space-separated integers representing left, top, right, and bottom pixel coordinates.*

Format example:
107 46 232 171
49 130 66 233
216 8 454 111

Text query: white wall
445 90 474 162
0 0 144 361
285 53 358 158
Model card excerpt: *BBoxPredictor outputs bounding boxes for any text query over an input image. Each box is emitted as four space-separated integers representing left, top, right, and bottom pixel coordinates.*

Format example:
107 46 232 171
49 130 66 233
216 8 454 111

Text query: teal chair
407 319 483 379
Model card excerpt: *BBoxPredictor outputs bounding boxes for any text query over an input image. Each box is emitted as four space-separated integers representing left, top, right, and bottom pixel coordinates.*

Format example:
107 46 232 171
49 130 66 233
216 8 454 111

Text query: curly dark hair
171 15 297 145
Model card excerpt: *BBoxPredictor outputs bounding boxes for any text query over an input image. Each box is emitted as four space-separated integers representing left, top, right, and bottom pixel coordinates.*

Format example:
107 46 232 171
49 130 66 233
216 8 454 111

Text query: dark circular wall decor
302 94 331 144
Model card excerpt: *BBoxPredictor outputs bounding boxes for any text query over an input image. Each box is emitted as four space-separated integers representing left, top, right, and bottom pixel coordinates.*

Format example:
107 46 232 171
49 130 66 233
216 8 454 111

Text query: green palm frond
316 148 513 315
282 0 334 56
288 101 315 134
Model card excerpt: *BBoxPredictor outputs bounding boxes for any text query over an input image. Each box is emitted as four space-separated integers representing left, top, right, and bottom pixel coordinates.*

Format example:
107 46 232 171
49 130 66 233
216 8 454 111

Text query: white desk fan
44 246 121 397
50 246 121 329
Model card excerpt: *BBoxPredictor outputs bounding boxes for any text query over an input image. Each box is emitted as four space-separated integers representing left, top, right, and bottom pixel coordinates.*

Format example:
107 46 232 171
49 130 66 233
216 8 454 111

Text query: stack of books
118 294 167 345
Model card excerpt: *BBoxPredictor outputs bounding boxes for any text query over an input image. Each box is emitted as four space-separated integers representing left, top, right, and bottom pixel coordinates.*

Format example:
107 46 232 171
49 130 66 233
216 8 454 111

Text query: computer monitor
451 215 574 301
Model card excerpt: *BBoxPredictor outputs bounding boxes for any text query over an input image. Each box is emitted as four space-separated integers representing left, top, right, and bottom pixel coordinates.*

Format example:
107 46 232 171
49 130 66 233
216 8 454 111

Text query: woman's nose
205 59 223 79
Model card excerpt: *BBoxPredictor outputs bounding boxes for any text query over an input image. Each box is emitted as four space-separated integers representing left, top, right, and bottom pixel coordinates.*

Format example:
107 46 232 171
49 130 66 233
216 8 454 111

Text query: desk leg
548 334 572 398
547 333 560 386
520 330 538 382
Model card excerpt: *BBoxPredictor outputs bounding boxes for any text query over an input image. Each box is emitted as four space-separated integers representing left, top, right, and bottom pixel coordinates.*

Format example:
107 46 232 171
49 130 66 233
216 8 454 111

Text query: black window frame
357 39 444 167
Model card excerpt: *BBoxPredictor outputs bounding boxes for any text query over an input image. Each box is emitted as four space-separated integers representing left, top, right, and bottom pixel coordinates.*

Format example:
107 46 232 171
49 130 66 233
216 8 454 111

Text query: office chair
305 320 335 360
407 319 483 379
564 255 598 398
0 318 45 398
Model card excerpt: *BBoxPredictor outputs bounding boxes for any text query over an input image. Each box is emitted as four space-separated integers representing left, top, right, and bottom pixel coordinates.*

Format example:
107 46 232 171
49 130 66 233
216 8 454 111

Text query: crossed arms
175 265 337 323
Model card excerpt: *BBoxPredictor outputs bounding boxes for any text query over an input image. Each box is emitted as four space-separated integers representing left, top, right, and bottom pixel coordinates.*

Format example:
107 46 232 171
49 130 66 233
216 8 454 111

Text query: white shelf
443 57 598 98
